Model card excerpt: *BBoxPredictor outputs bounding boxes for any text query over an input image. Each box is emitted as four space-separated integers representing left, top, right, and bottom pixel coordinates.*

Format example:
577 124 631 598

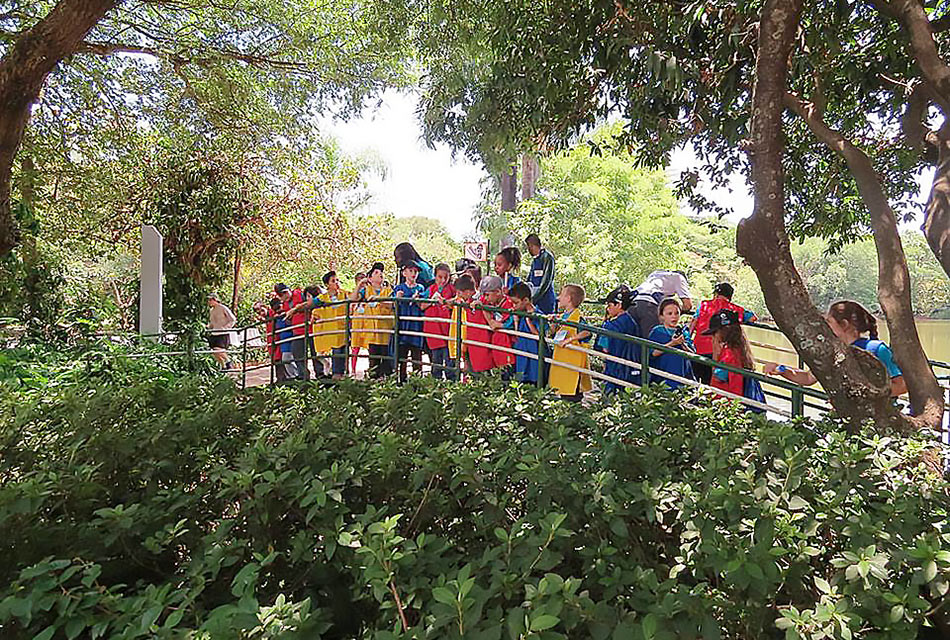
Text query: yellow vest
358 285 394 346
447 303 467 361
311 290 349 352
548 307 593 395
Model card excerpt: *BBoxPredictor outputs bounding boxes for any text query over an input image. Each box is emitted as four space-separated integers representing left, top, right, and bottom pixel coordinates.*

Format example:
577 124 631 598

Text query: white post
140 225 163 338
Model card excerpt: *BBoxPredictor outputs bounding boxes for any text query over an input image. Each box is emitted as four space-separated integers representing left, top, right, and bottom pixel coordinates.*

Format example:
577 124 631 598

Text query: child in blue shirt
507 282 542 384
596 285 641 394
393 262 427 383
765 299 907 398
648 297 695 390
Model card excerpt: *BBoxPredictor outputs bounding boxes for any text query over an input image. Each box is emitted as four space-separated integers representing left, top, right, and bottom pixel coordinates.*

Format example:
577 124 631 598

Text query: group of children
259 241 907 411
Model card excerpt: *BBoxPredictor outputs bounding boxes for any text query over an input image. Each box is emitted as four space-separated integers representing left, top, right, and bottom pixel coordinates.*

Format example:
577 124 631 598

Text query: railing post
791 387 804 418
270 316 276 386
640 341 651 385
344 300 352 377
241 325 248 390
303 309 311 380
392 296 401 374
536 314 548 388
455 302 464 380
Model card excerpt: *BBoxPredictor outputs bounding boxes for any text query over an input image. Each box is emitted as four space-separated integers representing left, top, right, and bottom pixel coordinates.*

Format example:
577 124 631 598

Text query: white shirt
635 270 691 302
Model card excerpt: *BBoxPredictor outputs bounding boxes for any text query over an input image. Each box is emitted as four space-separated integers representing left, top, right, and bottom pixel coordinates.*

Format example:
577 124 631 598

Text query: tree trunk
738 0 910 431
521 153 539 200
888 0 950 279
500 162 517 212
784 93 944 428
231 243 242 310
0 0 117 257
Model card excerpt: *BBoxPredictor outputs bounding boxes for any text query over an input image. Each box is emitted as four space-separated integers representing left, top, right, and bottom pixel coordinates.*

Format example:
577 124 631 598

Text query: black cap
703 309 740 335
714 282 735 299
274 283 290 294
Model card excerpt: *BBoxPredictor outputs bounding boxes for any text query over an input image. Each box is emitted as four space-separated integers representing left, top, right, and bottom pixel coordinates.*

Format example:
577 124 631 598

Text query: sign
463 241 489 262
139 225 163 339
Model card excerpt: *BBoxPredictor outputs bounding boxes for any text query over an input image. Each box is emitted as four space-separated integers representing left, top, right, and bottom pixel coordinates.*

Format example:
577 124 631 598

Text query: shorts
208 333 230 349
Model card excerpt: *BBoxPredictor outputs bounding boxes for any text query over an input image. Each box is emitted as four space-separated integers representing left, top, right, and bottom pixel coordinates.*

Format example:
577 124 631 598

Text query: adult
275 283 309 381
207 293 236 369
689 283 758 384
394 242 435 288
524 233 557 314
628 269 693 339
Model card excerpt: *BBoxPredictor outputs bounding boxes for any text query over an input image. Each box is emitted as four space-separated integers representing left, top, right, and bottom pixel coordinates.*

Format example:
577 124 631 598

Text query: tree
0 0 413 258
0 0 116 256
408 0 943 429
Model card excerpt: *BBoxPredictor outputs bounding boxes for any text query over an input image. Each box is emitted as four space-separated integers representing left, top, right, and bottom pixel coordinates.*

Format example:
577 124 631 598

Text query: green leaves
0 373 947 638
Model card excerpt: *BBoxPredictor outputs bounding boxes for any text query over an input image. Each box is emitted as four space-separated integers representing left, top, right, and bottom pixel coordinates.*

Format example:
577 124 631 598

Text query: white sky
323 90 487 240
324 90 926 238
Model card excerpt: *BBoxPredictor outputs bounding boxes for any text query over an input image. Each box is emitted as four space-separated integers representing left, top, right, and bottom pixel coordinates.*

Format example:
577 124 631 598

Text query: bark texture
888 0 950 279
784 93 944 428
521 153 539 200
0 0 117 257
500 163 517 212
738 0 910 431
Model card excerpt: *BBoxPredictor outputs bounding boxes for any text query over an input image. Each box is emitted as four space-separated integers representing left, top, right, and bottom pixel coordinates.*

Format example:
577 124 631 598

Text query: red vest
692 298 747 355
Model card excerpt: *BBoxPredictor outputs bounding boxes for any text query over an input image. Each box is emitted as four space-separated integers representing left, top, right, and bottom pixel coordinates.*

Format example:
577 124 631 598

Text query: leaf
432 587 457 606
32 628 55 640
924 560 938 583
890 604 904 622
787 496 809 511
641 613 658 639
530 614 560 631
814 576 831 593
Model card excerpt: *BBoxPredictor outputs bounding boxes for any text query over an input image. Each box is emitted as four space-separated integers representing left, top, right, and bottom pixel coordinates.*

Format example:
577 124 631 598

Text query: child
494 246 522 292
351 262 394 379
350 272 367 373
508 282 542 385
482 275 517 373
303 285 327 378
448 275 477 377
393 262 427 383
463 276 504 375
421 263 457 380
764 299 907 397
690 282 758 384
597 285 641 394
648 298 695 389
314 271 349 379
548 284 592 401
273 299 298 381
703 309 765 412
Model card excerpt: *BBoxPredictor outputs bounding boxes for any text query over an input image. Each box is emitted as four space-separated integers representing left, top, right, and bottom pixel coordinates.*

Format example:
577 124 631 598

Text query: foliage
0 362 948 638
134 142 262 332
496 127 950 316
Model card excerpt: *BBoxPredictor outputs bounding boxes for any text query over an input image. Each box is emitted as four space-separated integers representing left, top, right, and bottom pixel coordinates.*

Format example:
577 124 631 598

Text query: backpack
743 376 767 414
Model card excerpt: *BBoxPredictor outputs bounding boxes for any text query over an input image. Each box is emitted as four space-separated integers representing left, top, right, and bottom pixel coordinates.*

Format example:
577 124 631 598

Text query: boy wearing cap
465 276 505 374
275 283 309 381
690 283 758 385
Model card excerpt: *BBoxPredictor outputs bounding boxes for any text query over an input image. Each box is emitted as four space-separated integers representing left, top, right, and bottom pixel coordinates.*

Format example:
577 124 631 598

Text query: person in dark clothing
524 234 557 314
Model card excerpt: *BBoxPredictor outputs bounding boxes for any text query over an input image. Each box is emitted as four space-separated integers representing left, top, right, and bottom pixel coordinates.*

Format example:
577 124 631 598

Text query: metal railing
210 297 832 419
71 297 949 426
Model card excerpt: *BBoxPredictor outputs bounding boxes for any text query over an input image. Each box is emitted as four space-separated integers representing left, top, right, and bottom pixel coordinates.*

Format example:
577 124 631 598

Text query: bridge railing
237 297 828 419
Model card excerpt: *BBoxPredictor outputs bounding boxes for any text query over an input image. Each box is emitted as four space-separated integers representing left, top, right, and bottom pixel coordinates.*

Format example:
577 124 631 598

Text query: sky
325 90 928 239
323 90 487 241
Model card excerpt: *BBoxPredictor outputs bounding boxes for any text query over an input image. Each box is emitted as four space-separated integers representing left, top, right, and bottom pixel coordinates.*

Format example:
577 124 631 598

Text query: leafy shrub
0 370 948 639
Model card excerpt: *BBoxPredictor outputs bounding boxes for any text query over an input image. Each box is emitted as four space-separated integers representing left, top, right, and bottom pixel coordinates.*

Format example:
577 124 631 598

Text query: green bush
0 371 948 639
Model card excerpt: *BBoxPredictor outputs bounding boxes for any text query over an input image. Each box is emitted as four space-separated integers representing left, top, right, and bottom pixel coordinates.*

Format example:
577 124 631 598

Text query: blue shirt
513 316 541 384
393 283 427 346
648 325 695 390
528 249 557 314
853 338 903 378
599 312 641 392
